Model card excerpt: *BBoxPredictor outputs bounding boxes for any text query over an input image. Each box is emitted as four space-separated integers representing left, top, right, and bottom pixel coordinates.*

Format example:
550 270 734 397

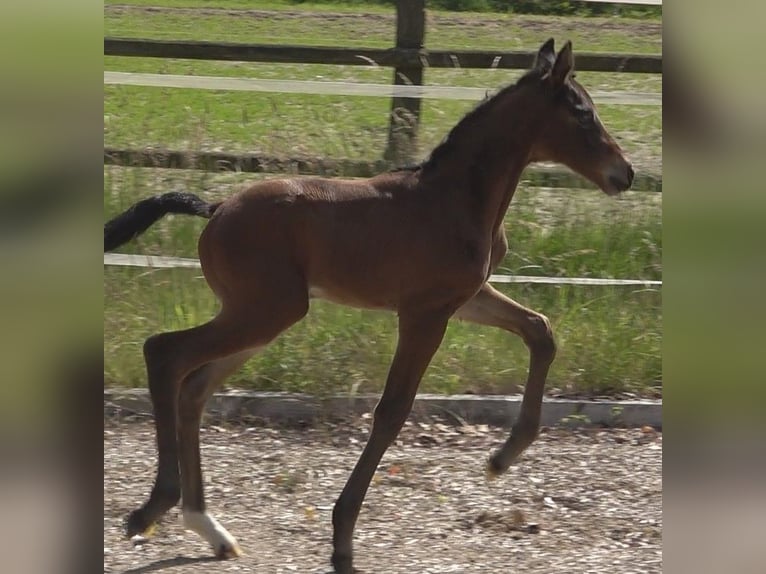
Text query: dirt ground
104 415 662 573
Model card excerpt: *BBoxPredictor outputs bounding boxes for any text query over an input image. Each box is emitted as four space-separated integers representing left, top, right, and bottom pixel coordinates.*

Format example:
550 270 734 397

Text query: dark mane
417 69 541 174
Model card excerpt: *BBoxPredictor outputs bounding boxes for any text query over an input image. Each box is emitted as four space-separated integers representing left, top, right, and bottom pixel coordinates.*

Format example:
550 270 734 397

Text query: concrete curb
104 389 662 429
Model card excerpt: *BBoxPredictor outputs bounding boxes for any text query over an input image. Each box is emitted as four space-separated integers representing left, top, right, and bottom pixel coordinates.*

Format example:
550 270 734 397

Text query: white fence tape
104 253 661 287
104 72 661 106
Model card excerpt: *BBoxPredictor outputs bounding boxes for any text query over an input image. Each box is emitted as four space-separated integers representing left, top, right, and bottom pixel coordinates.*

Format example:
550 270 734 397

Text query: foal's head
526 39 634 195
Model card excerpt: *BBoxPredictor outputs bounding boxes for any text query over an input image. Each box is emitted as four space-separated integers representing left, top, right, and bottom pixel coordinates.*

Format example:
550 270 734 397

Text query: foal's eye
577 109 595 127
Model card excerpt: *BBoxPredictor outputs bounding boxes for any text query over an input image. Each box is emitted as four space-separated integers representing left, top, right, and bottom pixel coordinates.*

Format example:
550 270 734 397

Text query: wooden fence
104 0 662 185
103 147 662 193
103 40 661 73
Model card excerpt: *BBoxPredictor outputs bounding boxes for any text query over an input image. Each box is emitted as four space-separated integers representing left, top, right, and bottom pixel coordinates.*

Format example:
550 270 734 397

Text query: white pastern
182 511 242 558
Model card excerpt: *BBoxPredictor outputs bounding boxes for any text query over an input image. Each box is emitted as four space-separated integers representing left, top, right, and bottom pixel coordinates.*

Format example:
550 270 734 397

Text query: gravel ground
104 416 662 573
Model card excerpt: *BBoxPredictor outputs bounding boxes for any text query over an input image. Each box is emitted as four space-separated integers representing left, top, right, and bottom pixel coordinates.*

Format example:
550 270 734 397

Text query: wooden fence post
384 0 425 165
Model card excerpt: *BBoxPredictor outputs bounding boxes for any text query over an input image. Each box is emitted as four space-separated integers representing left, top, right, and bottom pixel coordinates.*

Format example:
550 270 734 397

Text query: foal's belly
307 283 398 311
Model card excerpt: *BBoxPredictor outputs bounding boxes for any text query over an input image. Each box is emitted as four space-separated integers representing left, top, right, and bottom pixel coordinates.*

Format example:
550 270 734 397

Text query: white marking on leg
182 511 242 558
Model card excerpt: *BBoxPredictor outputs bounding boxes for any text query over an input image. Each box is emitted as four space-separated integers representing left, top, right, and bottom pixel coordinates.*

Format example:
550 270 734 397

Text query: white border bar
104 253 661 287
104 72 661 106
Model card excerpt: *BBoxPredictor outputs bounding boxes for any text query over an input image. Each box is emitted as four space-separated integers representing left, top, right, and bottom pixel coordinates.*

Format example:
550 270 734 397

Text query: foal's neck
471 92 549 232
426 88 548 233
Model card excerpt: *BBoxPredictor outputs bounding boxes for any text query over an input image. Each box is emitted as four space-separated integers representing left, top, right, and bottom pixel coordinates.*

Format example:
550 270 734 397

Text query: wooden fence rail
104 38 662 74
103 147 662 193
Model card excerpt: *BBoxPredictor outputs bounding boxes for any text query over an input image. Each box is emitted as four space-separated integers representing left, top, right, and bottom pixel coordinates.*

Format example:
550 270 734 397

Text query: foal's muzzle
606 163 634 194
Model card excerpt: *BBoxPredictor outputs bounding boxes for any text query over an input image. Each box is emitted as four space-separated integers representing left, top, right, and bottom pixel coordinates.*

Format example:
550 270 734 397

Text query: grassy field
104 2 662 171
103 1 662 398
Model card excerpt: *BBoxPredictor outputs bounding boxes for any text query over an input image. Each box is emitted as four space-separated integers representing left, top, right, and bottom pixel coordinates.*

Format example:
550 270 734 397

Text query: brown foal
105 39 633 572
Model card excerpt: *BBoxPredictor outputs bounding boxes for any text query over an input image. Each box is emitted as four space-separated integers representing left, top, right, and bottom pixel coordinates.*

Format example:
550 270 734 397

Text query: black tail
104 192 221 252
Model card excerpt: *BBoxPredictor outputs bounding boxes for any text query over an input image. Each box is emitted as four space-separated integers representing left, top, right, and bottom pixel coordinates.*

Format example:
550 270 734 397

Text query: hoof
331 552 356 574
486 456 505 480
125 509 156 539
183 510 242 560
215 541 243 560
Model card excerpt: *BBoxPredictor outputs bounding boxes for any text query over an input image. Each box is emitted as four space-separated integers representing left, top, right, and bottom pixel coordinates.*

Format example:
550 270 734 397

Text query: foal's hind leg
454 283 556 475
178 349 259 558
125 294 308 543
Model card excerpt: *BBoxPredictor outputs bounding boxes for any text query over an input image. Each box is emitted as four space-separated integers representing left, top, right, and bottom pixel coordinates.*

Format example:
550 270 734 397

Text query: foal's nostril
626 164 635 187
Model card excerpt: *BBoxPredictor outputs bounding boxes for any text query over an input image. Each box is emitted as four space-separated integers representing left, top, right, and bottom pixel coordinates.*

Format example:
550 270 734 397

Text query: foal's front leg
454 283 556 475
331 309 451 574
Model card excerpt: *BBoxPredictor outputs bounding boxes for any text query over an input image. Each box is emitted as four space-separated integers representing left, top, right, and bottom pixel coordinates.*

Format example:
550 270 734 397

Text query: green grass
105 0 397 13
105 266 661 398
102 81 661 172
103 1 662 398
104 2 662 171
104 1 661 53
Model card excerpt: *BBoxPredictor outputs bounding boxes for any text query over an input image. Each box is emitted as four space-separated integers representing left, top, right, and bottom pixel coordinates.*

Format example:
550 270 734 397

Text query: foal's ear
550 41 574 88
533 38 556 73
